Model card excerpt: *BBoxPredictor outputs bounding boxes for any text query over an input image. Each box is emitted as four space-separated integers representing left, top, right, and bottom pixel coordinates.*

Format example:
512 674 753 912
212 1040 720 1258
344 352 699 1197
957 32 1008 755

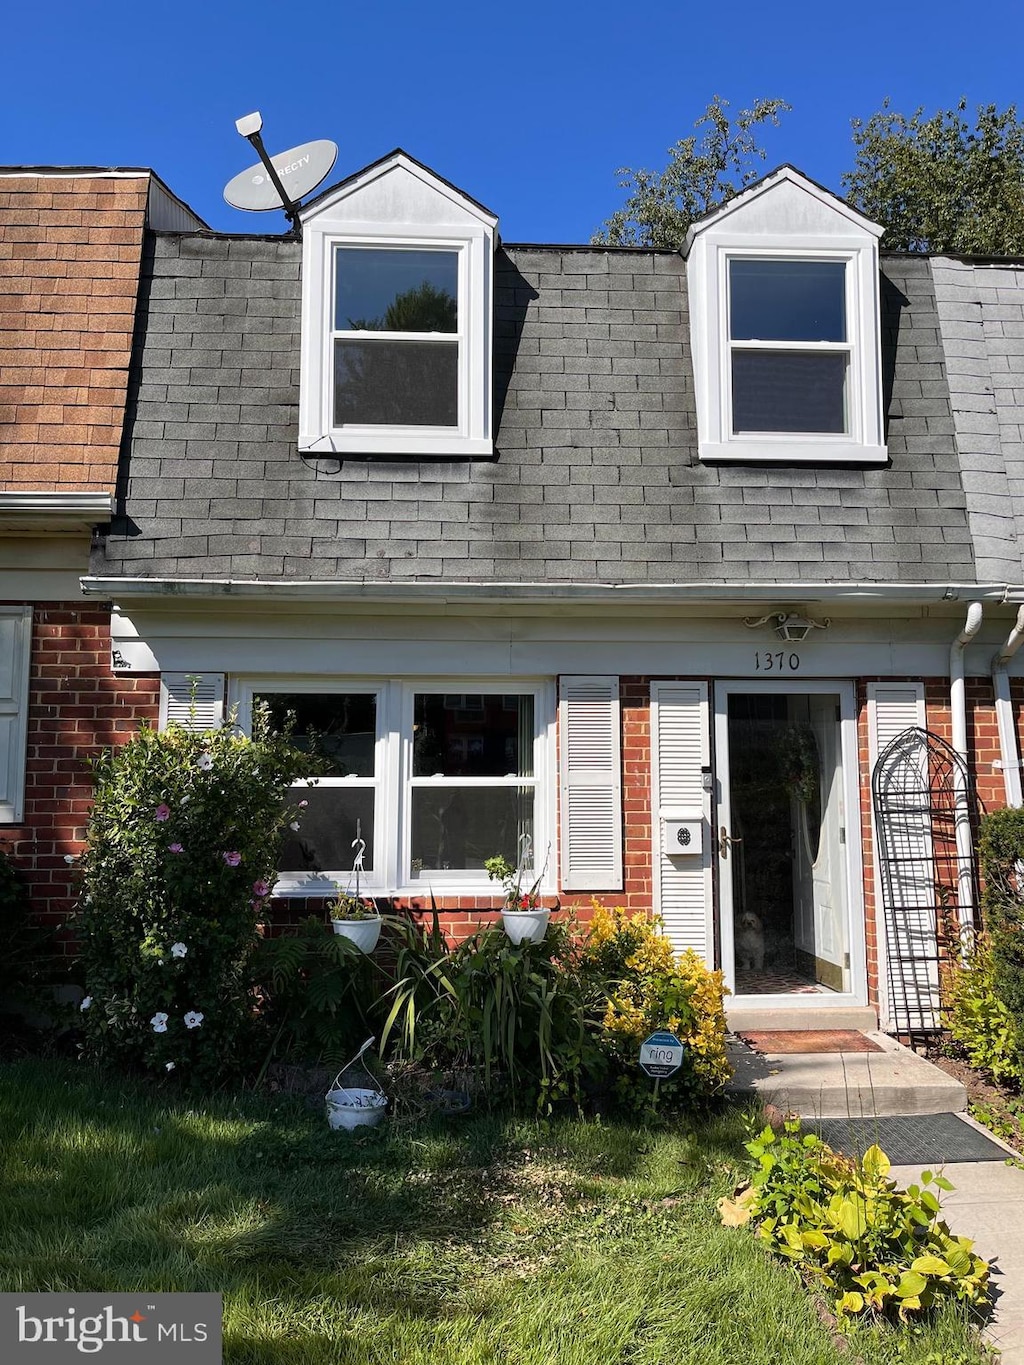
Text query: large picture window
243 681 552 895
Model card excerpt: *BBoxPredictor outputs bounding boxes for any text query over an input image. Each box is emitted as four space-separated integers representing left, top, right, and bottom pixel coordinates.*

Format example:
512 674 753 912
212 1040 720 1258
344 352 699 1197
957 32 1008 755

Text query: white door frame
713 679 868 1008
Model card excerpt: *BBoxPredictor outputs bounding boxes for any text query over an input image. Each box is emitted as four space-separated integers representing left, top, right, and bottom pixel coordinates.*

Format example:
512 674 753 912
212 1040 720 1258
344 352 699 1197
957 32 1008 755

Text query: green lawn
0 1060 990 1364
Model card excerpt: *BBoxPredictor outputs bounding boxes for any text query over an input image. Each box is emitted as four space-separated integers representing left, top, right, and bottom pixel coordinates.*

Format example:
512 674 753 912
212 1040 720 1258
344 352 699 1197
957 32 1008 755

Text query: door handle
719 826 742 859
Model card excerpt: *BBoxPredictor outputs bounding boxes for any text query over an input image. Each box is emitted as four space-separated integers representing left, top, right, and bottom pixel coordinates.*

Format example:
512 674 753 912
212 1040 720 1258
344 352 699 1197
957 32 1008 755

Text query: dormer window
686 167 887 464
729 257 849 435
299 151 496 458
332 246 460 428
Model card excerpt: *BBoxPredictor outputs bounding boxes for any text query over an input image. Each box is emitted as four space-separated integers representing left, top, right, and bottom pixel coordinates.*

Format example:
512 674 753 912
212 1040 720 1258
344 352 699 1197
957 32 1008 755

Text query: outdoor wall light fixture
742 611 831 642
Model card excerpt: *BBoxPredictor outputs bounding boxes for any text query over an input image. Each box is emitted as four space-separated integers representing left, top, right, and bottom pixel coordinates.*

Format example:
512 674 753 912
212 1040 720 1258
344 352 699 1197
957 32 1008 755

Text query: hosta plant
719 1120 990 1326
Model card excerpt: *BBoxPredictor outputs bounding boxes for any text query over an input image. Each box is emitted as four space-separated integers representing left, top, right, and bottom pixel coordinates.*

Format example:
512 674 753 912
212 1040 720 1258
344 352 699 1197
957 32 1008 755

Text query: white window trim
300 225 493 458
233 678 555 898
688 196 887 464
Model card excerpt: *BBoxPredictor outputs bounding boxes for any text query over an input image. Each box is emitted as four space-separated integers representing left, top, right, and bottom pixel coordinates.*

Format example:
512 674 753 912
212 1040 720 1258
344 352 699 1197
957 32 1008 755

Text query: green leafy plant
720 1120 991 1325
485 851 545 910
977 807 1024 1079
326 891 379 922
0 847 55 1016
943 931 1023 1088
76 704 320 1085
251 916 373 1070
382 915 598 1111
580 901 731 1106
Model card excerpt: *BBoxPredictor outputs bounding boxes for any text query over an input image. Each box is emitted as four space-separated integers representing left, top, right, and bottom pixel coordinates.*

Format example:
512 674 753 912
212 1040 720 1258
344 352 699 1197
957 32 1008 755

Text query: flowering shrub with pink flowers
77 702 319 1083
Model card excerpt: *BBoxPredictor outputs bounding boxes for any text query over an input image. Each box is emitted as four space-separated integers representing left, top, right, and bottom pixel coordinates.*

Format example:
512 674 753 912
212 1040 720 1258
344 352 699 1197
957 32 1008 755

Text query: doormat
805 1113 1011 1165
738 1030 884 1054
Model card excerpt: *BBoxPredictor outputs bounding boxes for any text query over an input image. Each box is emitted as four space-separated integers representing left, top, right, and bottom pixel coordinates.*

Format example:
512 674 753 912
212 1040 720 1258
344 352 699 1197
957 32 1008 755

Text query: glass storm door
713 681 864 1003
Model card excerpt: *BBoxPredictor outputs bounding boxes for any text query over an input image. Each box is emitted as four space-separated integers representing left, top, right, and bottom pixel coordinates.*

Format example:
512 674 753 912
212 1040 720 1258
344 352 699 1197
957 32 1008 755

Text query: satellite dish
224 138 338 212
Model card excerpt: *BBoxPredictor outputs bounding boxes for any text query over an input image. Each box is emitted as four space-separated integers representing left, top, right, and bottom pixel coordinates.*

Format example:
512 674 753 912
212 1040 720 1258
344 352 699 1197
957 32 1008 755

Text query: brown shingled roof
0 172 151 494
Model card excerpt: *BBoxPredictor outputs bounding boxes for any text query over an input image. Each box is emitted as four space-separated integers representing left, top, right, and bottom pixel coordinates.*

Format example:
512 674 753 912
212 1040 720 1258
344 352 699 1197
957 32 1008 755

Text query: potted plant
328 828 381 953
485 845 552 945
328 891 382 953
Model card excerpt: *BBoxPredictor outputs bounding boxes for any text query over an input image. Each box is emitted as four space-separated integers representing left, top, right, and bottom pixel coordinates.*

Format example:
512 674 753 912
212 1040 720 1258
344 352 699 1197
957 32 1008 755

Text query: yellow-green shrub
581 901 731 1102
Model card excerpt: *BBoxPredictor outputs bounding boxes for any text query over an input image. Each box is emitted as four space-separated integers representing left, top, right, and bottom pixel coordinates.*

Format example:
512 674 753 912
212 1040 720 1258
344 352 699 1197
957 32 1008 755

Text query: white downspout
951 602 984 933
991 606 1024 809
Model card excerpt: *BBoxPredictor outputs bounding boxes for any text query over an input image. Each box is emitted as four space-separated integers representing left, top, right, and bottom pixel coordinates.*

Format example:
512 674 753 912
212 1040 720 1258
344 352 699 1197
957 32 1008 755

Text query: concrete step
727 1004 878 1032
725 1032 967 1118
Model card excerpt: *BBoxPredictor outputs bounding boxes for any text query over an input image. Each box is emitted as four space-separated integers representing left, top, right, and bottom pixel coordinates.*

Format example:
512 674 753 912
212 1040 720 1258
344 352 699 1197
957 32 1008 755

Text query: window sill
699 439 888 465
299 431 493 459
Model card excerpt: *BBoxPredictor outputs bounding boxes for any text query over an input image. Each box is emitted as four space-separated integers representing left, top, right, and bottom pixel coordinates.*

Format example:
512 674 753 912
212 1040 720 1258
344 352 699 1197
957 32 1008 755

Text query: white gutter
951 601 984 931
992 606 1024 807
78 576 1018 608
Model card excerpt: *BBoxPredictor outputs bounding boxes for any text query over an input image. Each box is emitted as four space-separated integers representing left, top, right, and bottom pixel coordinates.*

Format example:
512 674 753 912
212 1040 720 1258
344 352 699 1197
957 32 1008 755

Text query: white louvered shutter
0 608 32 822
867 683 936 1029
651 683 713 961
159 673 226 732
559 676 622 891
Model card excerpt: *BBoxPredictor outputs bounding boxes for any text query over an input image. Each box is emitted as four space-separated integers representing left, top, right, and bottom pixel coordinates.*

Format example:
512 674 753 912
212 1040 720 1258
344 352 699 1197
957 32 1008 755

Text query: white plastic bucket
325 1085 387 1131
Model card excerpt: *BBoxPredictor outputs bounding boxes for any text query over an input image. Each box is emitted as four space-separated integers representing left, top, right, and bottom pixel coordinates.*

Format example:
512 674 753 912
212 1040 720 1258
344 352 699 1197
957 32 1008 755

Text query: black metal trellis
871 727 981 1040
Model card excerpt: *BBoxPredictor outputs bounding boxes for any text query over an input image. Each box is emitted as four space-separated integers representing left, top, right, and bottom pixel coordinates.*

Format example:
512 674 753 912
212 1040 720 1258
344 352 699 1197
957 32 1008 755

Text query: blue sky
4 1 1024 242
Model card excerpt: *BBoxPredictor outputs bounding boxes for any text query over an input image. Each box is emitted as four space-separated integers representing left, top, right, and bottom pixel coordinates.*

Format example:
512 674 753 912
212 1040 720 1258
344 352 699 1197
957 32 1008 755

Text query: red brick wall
0 602 158 941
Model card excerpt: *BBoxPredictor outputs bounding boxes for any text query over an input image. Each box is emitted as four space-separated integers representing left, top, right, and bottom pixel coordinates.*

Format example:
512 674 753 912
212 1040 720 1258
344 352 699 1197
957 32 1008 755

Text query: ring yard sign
639 1031 685 1079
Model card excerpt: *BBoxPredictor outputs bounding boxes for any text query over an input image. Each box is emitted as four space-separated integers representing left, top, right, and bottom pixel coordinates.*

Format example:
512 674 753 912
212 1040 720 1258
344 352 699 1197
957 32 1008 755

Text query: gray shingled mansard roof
90 228 1024 590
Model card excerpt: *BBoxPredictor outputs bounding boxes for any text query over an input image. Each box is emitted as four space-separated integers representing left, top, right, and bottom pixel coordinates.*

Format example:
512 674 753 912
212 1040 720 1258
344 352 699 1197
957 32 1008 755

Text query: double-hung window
729 258 849 436
332 246 461 429
244 681 552 895
298 150 496 458
685 165 887 464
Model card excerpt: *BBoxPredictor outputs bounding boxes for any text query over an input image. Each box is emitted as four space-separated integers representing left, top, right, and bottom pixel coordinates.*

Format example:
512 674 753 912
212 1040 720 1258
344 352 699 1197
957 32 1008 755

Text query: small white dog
735 911 766 972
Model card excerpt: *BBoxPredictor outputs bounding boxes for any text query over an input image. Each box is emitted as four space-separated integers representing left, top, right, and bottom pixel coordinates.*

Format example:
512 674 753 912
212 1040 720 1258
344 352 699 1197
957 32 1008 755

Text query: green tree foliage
843 100 1024 254
593 95 790 248
347 280 457 332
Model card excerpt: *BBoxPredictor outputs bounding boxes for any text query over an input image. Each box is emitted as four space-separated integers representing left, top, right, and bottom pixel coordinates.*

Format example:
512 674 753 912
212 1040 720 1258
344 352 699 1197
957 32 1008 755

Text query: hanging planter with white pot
330 913 382 954
327 825 381 953
325 1037 388 1131
501 904 550 946
486 835 553 945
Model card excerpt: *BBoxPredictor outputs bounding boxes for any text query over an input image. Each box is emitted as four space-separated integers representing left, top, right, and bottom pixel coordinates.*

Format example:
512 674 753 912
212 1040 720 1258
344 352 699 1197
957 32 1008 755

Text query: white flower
290 821 300 831
197 754 214 772
171 942 188 958
151 1012 169 1033
80 996 92 1011
184 1011 204 1030
179 795 190 805
165 1061 175 1072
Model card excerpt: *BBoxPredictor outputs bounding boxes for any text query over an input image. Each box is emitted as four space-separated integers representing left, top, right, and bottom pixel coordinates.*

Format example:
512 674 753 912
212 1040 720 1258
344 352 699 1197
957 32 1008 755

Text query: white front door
714 680 866 1006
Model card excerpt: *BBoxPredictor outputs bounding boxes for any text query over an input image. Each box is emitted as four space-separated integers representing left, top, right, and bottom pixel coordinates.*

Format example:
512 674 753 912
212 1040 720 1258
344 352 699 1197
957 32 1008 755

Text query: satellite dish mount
224 112 338 233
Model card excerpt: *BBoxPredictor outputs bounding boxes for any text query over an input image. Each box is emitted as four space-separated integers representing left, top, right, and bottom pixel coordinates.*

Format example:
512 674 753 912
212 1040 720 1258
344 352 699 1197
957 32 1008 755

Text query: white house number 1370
754 651 801 671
